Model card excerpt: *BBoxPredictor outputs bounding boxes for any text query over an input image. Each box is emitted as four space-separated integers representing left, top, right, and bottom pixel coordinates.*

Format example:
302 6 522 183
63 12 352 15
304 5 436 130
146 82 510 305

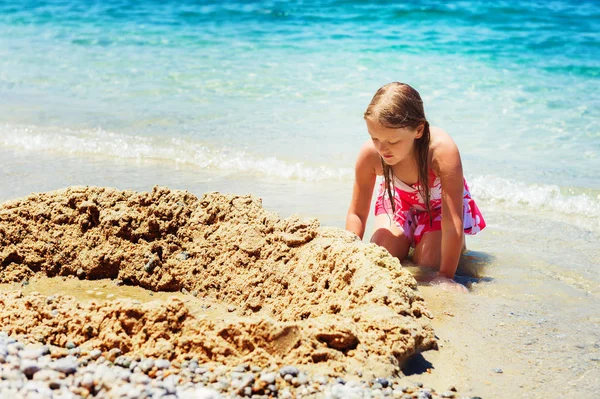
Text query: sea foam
2 124 599 227
0 124 353 182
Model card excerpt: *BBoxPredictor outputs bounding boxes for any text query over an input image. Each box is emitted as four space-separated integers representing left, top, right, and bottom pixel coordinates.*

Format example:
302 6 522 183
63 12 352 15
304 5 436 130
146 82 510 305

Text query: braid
381 157 396 216
416 122 432 226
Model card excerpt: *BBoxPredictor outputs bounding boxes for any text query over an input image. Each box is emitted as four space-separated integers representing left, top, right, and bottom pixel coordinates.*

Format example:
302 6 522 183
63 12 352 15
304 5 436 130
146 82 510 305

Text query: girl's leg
370 214 411 260
413 231 466 268
412 230 442 268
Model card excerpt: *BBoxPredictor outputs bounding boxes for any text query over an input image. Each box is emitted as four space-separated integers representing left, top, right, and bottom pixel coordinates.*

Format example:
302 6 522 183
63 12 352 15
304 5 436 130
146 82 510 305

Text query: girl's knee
370 228 410 259
413 231 442 268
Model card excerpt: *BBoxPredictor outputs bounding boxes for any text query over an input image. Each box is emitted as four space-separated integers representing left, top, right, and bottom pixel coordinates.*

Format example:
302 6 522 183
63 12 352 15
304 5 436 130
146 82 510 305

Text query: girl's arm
346 142 378 239
434 137 465 279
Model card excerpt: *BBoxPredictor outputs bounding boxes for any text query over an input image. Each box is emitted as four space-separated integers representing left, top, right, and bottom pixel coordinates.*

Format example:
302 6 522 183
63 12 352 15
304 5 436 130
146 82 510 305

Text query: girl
346 82 486 291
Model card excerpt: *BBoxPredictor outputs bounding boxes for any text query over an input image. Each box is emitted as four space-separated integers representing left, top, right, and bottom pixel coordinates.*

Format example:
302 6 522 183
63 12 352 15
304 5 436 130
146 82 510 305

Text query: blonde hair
364 82 431 220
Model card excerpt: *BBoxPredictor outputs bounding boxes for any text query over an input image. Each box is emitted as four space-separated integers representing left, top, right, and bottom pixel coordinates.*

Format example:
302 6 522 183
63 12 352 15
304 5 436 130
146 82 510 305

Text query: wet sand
409 266 600 399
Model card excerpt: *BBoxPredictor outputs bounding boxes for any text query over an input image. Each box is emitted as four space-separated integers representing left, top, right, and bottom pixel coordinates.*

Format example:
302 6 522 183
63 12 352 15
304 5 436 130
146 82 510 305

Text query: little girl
346 82 486 291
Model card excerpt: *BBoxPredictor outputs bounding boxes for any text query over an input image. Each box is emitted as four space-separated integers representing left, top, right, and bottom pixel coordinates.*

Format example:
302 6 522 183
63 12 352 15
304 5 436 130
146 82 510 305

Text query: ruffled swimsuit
374 171 486 247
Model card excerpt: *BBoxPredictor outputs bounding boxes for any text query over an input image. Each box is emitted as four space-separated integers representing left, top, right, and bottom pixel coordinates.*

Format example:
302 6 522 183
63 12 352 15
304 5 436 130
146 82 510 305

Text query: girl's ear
415 123 425 139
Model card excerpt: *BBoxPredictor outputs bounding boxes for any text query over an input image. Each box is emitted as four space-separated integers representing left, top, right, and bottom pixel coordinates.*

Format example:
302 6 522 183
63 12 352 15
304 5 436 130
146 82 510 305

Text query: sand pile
0 186 436 376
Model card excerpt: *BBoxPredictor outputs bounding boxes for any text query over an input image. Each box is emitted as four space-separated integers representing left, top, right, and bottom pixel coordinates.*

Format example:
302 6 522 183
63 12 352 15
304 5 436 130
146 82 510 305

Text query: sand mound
0 186 436 376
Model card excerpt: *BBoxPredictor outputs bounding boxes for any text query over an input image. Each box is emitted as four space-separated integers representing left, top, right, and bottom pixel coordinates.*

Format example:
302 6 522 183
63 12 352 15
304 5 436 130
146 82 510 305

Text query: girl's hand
429 275 469 293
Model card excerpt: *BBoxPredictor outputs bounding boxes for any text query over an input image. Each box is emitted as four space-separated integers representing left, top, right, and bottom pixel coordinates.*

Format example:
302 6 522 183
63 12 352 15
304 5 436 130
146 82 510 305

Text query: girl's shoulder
357 140 383 176
429 126 455 148
429 126 462 175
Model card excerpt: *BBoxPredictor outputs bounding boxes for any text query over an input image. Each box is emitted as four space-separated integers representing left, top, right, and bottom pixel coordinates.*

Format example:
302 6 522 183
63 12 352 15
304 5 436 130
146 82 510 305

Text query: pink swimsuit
374 171 486 247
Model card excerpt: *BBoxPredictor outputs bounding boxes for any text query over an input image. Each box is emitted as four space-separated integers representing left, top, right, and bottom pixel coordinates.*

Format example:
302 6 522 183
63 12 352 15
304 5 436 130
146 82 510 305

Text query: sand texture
0 186 436 376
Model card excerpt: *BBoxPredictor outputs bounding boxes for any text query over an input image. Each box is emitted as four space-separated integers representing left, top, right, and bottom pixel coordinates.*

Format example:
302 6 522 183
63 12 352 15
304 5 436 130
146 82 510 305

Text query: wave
1 124 599 225
0 124 353 182
468 175 600 221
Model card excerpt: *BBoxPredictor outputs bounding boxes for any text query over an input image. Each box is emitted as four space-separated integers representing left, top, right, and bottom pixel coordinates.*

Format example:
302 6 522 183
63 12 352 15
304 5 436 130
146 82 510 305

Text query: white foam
2 124 599 225
469 175 600 221
0 124 353 182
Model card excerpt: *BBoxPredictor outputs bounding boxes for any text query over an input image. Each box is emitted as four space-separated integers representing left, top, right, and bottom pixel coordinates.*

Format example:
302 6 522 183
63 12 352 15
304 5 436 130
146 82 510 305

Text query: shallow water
0 277 236 322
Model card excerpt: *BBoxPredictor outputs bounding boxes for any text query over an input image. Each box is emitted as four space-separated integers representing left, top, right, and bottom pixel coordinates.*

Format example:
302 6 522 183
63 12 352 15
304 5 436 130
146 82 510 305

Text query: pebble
233 363 249 373
144 257 157 273
20 347 47 360
375 377 390 388
250 365 262 373
8 344 21 355
115 356 132 369
139 358 155 373
155 359 171 370
0 334 476 399
89 349 102 360
32 369 62 382
184 387 222 399
418 390 433 399
315 375 329 385
188 360 198 371
80 372 94 389
69 347 81 357
106 348 122 362
279 365 300 377
297 372 309 385
493 368 503 373
52 357 78 374
20 360 41 377
259 372 277 384
130 372 150 384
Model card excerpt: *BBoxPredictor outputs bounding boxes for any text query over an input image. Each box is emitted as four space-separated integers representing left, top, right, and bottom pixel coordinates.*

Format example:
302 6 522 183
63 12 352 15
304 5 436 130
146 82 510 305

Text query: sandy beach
1 186 446 398
2 186 597 398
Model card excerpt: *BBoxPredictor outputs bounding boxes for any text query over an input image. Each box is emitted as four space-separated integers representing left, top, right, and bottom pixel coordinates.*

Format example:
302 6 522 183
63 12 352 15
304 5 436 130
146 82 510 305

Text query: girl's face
366 119 423 165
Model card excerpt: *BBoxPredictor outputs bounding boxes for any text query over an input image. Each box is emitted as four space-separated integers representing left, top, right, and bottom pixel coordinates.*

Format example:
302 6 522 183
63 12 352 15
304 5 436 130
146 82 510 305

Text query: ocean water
0 1 599 397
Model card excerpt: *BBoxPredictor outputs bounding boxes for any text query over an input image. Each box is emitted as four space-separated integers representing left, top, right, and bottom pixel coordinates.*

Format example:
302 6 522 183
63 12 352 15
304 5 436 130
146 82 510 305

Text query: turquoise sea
0 1 599 397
